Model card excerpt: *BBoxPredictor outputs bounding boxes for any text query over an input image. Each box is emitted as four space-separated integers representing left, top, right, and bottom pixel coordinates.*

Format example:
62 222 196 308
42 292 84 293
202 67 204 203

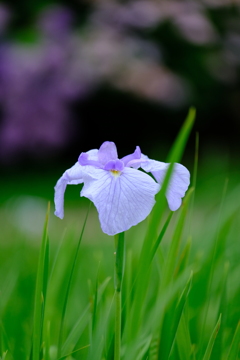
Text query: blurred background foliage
0 0 240 173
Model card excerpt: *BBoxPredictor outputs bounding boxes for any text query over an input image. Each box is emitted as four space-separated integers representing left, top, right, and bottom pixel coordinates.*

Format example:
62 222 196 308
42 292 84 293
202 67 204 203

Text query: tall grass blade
32 202 50 360
130 108 195 337
174 237 191 277
44 322 50 360
202 314 222 360
162 188 194 289
0 323 12 360
211 262 229 360
57 203 91 358
226 321 240 360
61 277 111 356
58 344 90 360
158 273 192 360
150 212 173 263
92 267 99 333
169 273 192 355
187 132 199 234
199 179 229 356
146 107 196 248
176 310 192 360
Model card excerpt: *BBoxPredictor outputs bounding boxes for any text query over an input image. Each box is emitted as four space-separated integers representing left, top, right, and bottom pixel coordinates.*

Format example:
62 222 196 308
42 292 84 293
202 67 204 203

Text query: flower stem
114 232 125 360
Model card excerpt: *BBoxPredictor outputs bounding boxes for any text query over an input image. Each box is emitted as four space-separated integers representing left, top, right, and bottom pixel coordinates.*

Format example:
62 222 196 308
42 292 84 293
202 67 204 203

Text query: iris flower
54 141 190 235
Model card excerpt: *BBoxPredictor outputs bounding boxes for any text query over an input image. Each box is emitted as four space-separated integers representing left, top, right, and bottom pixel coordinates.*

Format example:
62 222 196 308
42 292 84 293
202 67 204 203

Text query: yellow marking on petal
110 170 121 177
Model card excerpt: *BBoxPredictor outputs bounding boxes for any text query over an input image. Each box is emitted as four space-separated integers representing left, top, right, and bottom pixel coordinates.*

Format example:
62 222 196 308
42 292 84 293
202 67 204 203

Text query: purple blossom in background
0 1 238 163
0 6 82 163
54 141 190 235
38 5 73 40
0 4 10 35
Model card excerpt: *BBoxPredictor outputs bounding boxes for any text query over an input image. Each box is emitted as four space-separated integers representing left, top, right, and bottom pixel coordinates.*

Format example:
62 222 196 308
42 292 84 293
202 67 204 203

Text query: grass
0 111 240 360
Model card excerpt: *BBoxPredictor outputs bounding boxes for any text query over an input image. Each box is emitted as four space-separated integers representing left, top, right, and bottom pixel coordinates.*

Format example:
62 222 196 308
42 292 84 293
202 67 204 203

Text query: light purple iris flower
54 141 190 235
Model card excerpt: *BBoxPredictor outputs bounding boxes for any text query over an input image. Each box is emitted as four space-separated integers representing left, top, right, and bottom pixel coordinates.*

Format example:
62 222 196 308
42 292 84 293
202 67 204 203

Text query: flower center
104 159 124 176
110 170 121 177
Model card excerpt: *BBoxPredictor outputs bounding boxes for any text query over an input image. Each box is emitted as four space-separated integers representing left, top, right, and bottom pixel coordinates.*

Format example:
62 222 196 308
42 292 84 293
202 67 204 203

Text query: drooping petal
81 167 160 235
136 156 190 211
160 163 190 211
54 160 104 219
98 141 118 165
54 162 84 219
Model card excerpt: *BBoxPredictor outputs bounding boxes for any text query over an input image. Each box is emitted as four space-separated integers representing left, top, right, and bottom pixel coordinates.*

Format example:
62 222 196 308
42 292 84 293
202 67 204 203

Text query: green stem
114 289 121 360
114 232 125 360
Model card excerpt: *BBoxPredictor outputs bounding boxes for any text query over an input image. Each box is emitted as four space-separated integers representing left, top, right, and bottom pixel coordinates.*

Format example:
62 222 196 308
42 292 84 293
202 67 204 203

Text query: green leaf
158 273 192 360
32 202 50 360
176 310 192 360
211 262 229 360
92 272 99 333
57 203 91 359
149 212 173 264
130 108 195 338
226 321 240 360
202 314 222 360
162 188 194 289
146 107 196 245
61 277 111 356
174 237 191 277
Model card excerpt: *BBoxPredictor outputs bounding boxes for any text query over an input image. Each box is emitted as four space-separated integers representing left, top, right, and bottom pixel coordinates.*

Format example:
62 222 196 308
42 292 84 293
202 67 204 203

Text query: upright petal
81 167 160 235
86 149 99 160
121 146 141 166
54 162 84 219
98 141 118 165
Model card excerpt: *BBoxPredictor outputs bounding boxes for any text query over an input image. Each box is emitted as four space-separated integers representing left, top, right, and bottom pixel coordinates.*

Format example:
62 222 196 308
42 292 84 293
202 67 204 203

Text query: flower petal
98 141 118 165
86 149 99 160
162 163 190 211
54 162 84 219
137 156 190 211
121 146 141 166
81 167 160 235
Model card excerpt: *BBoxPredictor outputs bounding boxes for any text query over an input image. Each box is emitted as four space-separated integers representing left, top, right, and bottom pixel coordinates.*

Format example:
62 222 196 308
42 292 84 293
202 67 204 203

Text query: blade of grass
32 202 50 360
58 344 90 360
174 237 191 277
176 309 192 360
87 295 115 360
0 323 13 360
187 132 199 234
169 273 193 357
149 212 174 263
145 107 196 249
157 273 192 360
199 179 229 356
202 314 222 360
162 188 194 289
211 262 229 360
92 275 99 334
130 108 195 338
45 321 50 360
61 276 111 356
57 203 91 359
226 321 240 360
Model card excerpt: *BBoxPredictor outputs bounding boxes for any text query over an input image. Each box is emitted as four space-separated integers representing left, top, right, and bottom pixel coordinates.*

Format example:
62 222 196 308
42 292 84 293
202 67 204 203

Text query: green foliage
0 110 240 360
